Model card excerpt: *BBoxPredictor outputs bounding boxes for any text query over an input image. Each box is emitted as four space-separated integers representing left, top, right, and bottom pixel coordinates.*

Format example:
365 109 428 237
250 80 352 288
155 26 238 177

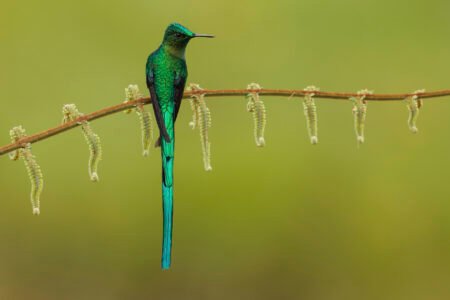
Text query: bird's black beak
193 33 215 38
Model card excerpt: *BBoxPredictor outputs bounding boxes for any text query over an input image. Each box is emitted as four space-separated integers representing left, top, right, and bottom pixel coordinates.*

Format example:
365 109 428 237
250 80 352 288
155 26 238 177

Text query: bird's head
162 23 214 50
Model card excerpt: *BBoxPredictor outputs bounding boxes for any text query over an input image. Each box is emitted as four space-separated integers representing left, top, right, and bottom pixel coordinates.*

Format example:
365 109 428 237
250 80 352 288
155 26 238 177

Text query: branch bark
1 88 449 156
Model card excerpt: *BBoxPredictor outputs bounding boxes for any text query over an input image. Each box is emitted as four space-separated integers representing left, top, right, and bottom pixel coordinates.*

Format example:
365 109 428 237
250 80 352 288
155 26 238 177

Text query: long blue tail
161 125 174 270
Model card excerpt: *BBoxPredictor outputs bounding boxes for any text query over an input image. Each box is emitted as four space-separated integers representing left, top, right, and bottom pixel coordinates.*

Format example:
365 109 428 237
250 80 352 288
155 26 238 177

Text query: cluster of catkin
243 86 426 146
7 84 426 215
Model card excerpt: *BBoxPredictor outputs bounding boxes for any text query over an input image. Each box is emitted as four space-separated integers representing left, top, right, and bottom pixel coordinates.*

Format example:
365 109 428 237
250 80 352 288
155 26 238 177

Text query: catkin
124 84 141 114
9 126 43 215
303 86 319 144
189 98 199 129
406 89 425 133
352 99 367 144
22 146 43 215
81 125 102 181
136 104 153 156
124 84 153 156
198 97 212 171
246 83 266 147
62 104 102 181
188 83 212 171
351 90 372 144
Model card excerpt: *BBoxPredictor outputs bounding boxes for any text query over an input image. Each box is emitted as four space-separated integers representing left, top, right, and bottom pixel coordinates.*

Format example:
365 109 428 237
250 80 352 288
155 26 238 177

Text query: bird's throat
164 44 186 60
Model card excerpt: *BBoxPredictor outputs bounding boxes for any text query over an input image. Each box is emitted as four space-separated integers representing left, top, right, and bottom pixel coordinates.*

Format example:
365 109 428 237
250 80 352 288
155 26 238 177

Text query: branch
1 88 449 156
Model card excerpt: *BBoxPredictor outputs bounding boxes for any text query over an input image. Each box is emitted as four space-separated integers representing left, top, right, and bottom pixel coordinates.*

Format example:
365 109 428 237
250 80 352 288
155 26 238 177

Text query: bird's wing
173 73 186 122
146 63 171 143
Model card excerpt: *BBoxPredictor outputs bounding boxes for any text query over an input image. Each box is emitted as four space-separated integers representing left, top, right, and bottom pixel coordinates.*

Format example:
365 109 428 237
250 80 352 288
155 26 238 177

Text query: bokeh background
1 0 450 299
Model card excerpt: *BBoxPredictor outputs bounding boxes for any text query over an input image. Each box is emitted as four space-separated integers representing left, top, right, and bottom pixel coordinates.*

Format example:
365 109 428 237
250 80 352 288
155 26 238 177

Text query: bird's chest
153 60 186 105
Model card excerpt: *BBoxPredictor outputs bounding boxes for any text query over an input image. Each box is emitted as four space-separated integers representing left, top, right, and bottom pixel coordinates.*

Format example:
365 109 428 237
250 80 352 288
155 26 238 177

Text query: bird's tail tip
161 258 171 270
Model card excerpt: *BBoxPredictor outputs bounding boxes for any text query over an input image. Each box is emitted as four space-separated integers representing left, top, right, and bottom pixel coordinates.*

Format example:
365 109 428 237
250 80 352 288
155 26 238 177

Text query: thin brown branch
1 88 449 156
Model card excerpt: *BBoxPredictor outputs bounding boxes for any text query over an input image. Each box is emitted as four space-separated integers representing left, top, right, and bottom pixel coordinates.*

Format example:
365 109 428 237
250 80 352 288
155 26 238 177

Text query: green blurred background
1 0 450 299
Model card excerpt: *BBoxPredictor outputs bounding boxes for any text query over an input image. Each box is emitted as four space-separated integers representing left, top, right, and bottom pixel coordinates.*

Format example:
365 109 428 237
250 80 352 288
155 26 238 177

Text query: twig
1 88 449 156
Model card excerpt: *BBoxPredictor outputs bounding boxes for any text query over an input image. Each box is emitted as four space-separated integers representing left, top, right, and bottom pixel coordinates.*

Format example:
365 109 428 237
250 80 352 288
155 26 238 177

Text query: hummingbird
146 23 214 270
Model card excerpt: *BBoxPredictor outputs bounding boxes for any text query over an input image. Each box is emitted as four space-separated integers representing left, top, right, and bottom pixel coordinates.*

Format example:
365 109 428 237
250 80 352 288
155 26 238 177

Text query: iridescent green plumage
146 23 213 270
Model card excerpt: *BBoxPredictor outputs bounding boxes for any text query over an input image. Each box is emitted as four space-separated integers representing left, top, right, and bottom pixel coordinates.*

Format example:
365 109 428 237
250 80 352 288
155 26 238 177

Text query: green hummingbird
146 23 214 270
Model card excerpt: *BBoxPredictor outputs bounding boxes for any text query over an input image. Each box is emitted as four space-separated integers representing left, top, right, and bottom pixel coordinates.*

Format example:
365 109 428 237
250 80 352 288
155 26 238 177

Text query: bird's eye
175 33 183 38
